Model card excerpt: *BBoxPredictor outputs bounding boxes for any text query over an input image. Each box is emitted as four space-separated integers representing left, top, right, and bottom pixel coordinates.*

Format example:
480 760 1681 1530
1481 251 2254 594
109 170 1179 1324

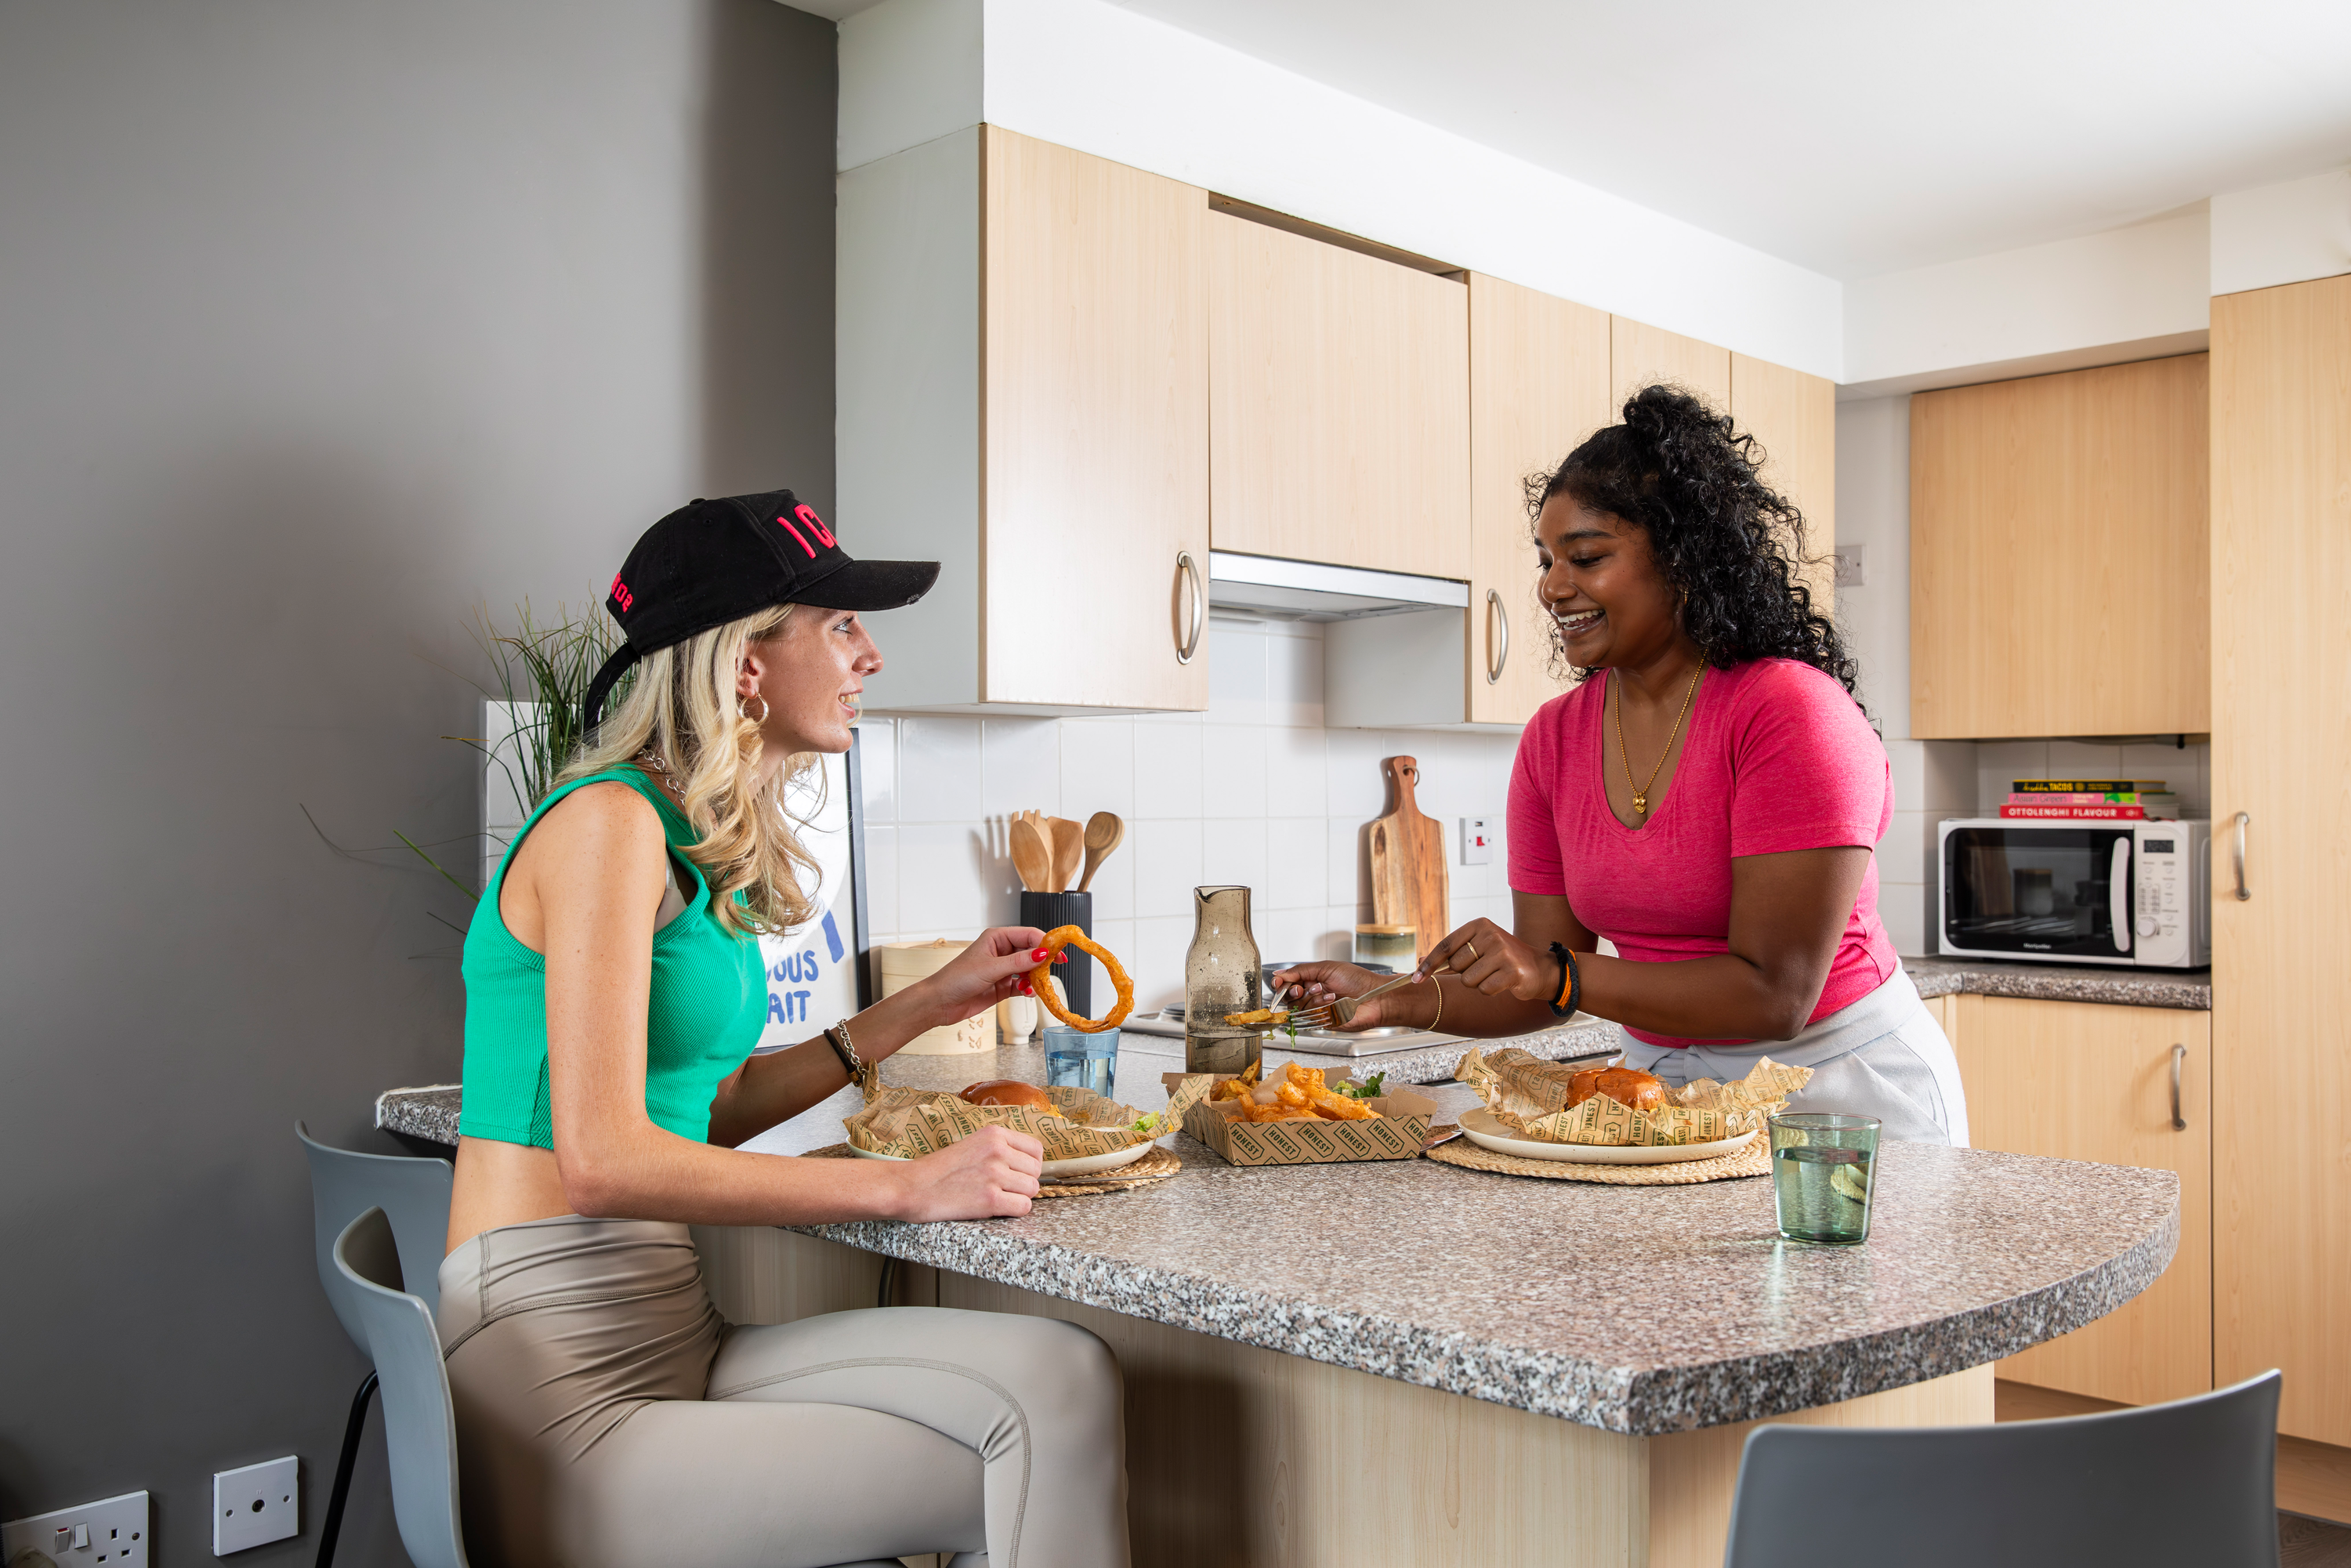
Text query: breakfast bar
381 1027 2179 1568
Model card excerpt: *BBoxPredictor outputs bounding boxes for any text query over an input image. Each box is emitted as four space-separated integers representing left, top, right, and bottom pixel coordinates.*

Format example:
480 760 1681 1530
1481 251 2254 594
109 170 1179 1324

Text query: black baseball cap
582 488 938 726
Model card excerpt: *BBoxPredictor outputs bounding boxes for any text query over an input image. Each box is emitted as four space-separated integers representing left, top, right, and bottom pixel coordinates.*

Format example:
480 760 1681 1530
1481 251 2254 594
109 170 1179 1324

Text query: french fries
1215 1061 1384 1121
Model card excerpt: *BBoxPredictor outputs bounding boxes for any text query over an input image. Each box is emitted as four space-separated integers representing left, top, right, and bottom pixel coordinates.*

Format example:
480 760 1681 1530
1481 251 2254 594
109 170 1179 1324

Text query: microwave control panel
2132 828 2191 968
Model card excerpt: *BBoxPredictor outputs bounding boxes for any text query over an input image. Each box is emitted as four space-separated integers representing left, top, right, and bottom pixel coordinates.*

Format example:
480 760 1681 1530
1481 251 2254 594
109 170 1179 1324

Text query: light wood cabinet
1610 316 1730 410
1208 210 1469 577
1729 353 1837 619
838 125 1208 713
1464 273 1610 724
1908 355 2210 739
1948 995 2212 1407
2211 273 2351 1449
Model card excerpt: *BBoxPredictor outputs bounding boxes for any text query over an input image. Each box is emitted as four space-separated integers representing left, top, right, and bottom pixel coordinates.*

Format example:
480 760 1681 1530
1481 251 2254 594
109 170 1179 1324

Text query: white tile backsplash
1201 724 1269 819
897 715 982 824
979 717 1061 819
1059 718 1136 820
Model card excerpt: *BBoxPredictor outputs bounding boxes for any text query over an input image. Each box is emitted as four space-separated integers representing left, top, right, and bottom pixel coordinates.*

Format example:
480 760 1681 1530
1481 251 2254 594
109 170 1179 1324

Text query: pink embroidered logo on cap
610 572 634 611
775 502 838 559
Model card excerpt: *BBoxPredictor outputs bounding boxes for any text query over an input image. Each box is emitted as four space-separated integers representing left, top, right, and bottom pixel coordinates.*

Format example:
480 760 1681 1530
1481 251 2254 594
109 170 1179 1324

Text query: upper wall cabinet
1208 212 1469 576
839 126 1209 714
1610 316 1730 410
1910 356 2209 738
1465 274 1611 724
1729 353 1838 617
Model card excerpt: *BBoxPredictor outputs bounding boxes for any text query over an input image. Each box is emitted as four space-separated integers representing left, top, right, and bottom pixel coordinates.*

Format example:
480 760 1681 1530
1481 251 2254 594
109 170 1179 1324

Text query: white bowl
847 1139 1157 1182
1457 1106 1758 1165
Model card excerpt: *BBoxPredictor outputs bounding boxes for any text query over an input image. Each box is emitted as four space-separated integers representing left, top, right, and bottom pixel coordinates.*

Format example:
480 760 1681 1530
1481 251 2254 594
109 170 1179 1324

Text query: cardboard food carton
1164 1070 1438 1167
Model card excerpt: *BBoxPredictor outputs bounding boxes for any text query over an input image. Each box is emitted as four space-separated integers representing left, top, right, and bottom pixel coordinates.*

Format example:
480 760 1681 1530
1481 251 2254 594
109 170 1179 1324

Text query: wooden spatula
1368 755 1448 962
1009 817 1052 893
1047 817 1085 893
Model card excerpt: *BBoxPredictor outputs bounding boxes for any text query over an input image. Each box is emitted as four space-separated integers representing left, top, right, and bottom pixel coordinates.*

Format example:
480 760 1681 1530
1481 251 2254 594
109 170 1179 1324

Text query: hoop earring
739 693 770 725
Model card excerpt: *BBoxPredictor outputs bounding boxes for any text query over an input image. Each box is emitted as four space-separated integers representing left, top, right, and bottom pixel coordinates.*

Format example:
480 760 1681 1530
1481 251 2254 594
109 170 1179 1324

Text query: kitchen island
379 1028 2177 1566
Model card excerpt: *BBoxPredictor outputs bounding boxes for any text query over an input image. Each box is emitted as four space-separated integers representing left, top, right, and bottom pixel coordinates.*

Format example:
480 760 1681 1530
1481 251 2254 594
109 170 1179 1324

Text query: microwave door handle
2110 836 2132 955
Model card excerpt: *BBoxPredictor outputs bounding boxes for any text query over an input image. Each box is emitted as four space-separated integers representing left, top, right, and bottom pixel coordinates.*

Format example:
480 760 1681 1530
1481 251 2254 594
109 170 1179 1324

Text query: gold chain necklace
1613 665 1702 817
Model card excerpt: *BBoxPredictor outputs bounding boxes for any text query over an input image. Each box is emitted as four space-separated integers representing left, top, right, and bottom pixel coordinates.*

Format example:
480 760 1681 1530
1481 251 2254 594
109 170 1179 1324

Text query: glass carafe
1184 885 1262 1075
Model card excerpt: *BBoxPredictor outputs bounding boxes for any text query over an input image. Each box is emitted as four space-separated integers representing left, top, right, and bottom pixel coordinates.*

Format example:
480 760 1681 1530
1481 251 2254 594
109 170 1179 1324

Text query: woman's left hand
913 926 1056 1027
1417 918 1559 1004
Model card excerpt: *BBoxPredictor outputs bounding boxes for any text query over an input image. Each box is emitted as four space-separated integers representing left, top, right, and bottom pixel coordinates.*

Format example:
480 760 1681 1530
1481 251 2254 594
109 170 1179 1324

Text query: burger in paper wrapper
844 1075 1215 1161
1457 1046 1810 1146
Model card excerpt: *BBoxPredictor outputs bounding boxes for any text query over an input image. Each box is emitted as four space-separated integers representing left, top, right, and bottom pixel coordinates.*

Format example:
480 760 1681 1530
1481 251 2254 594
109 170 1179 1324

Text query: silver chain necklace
635 748 687 806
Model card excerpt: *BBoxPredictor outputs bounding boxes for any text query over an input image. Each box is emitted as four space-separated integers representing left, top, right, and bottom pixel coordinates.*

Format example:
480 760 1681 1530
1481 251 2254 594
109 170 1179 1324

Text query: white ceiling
802 0 2351 281
1102 0 2351 279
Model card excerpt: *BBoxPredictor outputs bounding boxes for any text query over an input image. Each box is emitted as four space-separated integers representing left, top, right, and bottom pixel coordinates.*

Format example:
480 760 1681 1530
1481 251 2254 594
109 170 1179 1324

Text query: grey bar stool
328 1208 469 1568
1723 1369 2284 1568
297 1122 452 1567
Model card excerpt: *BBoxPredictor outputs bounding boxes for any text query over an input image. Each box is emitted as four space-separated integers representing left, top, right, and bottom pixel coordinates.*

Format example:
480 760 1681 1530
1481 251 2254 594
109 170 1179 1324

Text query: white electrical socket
1461 817 1494 865
1831 541 1867 587
213 1457 299 1555
3 1490 150 1566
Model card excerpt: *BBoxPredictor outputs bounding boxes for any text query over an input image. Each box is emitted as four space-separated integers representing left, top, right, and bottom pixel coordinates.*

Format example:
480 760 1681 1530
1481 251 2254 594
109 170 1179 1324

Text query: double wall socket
213 1457 299 1555
2 1490 149 1565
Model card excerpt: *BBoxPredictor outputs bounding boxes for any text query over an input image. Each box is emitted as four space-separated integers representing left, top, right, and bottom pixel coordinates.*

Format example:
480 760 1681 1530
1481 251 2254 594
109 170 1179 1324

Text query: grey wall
0 3 836 1561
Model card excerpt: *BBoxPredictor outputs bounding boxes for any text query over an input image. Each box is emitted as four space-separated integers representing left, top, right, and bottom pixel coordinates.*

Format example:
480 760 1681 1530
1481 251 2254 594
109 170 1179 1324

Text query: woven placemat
1425 1131 1770 1185
805 1142 1182 1197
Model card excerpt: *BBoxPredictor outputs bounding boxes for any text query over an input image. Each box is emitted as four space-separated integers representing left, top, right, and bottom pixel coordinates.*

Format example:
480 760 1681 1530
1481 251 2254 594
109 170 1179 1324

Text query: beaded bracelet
1548 943 1581 1019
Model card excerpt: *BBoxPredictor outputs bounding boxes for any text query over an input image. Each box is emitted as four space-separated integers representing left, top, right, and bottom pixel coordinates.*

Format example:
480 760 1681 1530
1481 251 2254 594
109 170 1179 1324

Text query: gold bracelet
1428 976 1445 1031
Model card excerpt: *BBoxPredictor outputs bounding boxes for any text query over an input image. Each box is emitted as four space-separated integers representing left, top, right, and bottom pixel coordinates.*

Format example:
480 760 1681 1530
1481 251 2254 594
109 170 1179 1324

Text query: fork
1281 958 1460 1030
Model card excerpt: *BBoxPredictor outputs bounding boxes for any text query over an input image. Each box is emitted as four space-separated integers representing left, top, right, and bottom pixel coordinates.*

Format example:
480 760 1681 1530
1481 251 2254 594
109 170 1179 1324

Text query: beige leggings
437 1215 1130 1568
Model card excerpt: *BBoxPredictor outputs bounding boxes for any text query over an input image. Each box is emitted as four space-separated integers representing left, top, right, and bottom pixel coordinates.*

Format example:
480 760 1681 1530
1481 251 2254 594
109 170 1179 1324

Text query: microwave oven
1936 818 2210 969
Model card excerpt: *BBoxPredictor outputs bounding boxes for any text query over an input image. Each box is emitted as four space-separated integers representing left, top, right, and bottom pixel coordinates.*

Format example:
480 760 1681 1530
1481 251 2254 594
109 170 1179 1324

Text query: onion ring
1027 925 1134 1034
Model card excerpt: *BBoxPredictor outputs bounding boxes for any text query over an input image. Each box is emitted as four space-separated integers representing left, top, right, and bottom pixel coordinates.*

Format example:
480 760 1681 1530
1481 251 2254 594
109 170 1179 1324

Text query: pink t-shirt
1507 657 1896 1048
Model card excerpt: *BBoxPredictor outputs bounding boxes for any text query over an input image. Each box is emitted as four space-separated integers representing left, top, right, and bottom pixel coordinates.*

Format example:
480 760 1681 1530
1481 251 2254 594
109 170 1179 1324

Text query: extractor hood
1206 551 1469 621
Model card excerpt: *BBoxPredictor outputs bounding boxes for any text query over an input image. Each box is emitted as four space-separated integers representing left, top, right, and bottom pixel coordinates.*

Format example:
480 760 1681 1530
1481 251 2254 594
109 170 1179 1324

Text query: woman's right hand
891 1124 1044 1220
1266 961 1409 1031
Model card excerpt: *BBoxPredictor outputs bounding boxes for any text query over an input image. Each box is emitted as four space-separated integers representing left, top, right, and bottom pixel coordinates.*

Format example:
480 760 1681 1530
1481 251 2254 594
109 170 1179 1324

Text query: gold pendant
1632 794 1648 815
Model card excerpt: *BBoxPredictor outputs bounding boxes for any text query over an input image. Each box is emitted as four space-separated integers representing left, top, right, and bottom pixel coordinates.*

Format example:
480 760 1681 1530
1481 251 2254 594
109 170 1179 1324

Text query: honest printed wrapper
1457 1046 1812 1146
1168 1071 1439 1165
844 1075 1214 1161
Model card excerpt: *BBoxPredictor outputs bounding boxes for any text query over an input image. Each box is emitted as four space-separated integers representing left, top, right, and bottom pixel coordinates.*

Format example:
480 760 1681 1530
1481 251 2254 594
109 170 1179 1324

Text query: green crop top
458 767 765 1149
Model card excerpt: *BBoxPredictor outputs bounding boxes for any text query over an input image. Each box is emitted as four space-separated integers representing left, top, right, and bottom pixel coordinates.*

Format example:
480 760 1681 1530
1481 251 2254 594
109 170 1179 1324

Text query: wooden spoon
1009 817 1052 893
1078 811 1125 891
1047 817 1085 893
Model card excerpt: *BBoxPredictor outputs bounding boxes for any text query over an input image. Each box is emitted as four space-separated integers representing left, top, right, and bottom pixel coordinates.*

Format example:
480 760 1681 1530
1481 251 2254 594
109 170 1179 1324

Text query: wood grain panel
1950 995 2212 1406
1645 1365 1992 1568
1730 352 1837 620
1909 354 2210 737
1465 274 1608 723
1609 316 1730 411
1208 210 1470 576
982 127 1208 710
940 1272 1646 1568
690 1225 884 1325
2211 273 2351 1449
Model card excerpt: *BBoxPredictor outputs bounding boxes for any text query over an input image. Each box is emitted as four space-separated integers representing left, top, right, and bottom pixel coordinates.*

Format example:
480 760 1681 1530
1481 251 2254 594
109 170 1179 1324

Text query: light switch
1461 817 1493 866
1831 542 1866 587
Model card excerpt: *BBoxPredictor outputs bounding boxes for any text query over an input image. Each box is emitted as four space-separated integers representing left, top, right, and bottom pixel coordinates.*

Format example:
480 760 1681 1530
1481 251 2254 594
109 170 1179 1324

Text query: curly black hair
1527 383 1860 704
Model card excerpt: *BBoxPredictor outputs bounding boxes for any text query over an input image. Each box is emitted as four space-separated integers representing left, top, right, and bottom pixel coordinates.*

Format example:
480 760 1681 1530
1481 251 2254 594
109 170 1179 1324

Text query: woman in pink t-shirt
1277 387 1966 1144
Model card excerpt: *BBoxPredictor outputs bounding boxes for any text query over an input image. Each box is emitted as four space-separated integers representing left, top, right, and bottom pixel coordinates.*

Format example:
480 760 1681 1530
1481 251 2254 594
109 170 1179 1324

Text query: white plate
847 1139 1157 1182
1457 1106 1758 1165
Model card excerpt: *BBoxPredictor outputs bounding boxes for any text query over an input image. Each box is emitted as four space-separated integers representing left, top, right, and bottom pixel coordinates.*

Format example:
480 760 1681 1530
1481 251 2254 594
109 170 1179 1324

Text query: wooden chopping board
1368 755 1448 961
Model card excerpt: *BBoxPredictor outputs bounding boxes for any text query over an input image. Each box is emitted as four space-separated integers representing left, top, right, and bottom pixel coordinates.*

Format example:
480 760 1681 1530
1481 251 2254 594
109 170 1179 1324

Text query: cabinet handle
2169 1043 2186 1131
1173 551 1204 665
1483 589 1509 685
2230 811 2251 901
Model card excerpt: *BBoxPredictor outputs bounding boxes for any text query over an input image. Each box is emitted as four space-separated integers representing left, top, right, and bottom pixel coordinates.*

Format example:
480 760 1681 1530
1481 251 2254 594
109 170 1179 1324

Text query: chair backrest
298 1120 454 1343
333 1208 469 1568
1723 1371 2283 1568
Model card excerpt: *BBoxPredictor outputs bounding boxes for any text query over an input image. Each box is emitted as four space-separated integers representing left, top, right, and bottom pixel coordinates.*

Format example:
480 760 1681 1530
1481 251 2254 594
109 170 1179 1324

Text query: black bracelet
1548 942 1581 1018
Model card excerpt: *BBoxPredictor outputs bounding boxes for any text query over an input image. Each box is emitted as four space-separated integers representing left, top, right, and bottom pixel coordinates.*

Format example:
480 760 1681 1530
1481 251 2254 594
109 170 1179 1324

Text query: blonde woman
440 491 1128 1568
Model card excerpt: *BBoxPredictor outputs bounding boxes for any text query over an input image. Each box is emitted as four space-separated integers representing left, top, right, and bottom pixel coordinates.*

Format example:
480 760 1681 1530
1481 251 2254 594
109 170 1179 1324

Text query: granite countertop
1904 955 2211 1011
375 1030 2175 1436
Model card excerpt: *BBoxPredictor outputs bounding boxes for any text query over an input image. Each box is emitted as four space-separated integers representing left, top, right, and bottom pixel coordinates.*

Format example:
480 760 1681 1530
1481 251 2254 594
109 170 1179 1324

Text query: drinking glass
1042 1025 1118 1101
1769 1113 1882 1244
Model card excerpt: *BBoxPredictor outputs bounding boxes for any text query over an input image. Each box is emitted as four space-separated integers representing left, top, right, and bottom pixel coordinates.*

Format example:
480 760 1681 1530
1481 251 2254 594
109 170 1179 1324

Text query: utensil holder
1019 890 1092 1018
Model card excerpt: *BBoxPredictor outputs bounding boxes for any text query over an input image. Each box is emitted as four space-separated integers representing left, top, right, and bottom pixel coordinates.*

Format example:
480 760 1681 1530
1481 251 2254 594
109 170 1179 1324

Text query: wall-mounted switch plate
1831 542 1867 587
214 1458 299 1555
3 1490 149 1566
1461 817 1494 865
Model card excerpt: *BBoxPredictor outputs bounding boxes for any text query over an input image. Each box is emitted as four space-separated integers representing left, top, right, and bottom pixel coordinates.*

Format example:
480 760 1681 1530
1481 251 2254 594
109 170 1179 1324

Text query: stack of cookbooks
2001 780 2182 820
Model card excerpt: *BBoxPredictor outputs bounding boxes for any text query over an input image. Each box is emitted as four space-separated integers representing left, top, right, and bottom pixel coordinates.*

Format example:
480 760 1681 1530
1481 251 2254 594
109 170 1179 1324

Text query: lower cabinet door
1950 994 2212 1406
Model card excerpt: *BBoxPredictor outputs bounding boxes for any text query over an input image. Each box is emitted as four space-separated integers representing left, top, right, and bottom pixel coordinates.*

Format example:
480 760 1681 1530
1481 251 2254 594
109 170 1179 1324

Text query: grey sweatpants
438 1215 1130 1568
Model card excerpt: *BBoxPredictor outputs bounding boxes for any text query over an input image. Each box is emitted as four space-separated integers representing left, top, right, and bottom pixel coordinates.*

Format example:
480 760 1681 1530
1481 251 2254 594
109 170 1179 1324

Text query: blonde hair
558 604 820 936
